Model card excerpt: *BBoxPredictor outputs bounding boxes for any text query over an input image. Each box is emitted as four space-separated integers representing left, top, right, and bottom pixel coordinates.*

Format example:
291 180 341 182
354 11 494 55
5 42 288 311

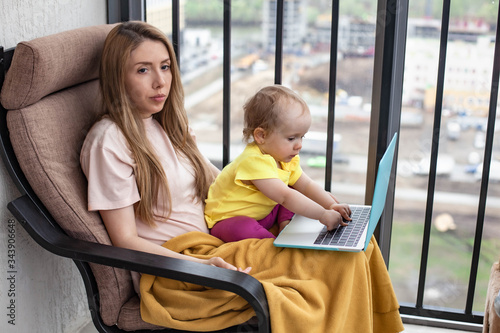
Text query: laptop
274 132 397 252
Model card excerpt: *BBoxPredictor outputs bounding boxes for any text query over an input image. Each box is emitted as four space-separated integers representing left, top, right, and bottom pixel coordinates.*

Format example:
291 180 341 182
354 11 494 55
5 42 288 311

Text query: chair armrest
8 194 270 333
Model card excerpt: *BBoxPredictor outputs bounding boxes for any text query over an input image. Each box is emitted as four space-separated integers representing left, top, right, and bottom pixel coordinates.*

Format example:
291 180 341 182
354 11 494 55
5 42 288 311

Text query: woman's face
125 39 172 118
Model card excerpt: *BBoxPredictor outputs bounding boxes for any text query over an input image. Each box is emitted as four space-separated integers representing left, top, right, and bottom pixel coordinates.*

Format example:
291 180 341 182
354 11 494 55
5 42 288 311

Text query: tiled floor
79 321 477 332
402 324 474 332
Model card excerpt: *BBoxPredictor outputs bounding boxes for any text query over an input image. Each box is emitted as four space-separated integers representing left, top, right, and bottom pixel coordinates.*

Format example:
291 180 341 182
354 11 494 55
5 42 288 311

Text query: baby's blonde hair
242 85 309 143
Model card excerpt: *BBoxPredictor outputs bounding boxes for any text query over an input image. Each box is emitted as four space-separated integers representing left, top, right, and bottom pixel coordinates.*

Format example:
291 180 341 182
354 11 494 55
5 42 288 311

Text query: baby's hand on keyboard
319 209 348 231
329 203 352 223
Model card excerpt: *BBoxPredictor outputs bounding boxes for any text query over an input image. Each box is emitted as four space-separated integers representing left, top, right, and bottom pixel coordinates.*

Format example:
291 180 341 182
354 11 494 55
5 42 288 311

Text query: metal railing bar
130 0 145 21
382 0 409 264
107 0 144 23
107 0 121 23
222 0 231 167
274 0 284 84
324 0 340 193
368 0 407 264
465 1 500 314
171 0 180 63
120 0 129 22
416 0 451 309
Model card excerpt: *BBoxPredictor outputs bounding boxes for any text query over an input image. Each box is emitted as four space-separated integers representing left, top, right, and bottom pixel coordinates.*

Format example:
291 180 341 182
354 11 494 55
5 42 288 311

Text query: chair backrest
0 24 135 327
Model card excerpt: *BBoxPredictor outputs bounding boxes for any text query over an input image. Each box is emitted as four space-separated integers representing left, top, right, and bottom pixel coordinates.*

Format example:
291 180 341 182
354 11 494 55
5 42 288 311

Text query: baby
205 85 351 242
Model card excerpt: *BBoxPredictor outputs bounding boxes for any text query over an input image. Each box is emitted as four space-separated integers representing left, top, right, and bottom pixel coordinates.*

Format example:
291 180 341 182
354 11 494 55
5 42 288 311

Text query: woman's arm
252 178 348 230
208 161 221 177
99 205 250 272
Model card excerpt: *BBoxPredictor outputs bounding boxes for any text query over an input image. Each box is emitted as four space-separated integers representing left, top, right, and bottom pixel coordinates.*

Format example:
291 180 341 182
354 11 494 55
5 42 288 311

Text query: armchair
0 24 269 333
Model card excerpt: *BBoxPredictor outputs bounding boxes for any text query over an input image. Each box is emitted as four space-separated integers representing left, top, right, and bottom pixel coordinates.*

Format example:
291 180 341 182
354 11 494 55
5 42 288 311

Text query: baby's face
258 101 311 164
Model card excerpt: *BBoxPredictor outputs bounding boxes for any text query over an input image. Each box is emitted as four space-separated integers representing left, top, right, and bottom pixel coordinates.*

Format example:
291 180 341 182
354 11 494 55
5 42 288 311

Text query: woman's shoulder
82 117 128 153
88 117 121 137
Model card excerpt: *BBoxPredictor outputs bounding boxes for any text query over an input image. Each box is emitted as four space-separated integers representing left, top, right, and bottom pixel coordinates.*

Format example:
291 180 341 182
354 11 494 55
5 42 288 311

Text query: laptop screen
364 133 398 249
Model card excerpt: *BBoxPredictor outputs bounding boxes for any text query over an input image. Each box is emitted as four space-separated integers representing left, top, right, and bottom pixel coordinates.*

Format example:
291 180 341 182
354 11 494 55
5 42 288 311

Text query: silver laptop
274 133 397 252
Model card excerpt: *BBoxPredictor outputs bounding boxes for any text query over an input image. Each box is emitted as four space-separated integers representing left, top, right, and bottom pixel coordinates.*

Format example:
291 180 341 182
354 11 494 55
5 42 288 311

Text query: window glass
145 0 500 314
390 0 500 312
147 0 225 166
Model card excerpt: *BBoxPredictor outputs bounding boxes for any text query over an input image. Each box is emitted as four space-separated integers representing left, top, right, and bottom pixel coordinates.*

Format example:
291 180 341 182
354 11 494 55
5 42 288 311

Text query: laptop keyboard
314 206 371 247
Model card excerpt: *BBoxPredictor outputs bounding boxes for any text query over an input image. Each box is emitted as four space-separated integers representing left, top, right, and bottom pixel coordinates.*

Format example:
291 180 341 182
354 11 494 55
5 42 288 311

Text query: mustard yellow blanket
140 232 404 333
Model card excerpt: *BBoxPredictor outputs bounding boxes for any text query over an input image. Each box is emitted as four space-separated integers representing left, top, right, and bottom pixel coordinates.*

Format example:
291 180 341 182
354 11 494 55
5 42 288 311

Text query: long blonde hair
100 21 215 227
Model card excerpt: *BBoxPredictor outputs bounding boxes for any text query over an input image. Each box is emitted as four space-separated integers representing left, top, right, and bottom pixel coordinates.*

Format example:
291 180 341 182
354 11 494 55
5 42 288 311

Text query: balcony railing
109 0 500 331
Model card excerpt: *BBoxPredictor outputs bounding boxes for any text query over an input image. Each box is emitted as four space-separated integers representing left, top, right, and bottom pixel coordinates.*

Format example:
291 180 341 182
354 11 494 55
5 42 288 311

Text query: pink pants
210 205 294 242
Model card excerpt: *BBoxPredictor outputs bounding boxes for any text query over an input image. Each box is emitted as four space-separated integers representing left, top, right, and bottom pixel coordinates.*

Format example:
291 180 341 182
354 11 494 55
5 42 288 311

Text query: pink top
80 117 209 293
81 116 210 242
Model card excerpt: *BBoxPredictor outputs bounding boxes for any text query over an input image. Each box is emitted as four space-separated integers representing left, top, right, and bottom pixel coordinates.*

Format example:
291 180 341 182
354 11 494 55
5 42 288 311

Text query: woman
80 21 246 277
80 21 404 333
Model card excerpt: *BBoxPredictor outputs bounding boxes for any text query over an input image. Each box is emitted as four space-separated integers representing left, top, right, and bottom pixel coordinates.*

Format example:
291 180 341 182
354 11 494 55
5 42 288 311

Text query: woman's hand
100 207 251 273
207 257 252 274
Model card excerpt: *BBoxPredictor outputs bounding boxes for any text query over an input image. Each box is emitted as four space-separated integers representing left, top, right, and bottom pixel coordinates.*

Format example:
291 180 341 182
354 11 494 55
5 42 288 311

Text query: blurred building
404 34 495 116
146 0 186 38
313 14 376 57
407 17 491 43
263 0 308 54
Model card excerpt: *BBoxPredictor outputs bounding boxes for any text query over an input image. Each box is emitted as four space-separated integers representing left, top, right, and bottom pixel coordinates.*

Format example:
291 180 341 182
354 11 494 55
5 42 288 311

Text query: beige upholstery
1 25 108 110
1 24 161 330
484 262 500 333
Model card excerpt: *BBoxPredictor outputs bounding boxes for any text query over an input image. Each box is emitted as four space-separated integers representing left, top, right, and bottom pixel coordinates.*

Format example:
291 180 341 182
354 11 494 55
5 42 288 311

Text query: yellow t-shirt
205 143 302 228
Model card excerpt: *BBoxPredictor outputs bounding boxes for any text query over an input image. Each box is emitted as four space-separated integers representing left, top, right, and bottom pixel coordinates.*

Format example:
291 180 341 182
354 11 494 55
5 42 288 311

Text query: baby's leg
276 205 294 223
210 216 276 242
275 205 295 232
